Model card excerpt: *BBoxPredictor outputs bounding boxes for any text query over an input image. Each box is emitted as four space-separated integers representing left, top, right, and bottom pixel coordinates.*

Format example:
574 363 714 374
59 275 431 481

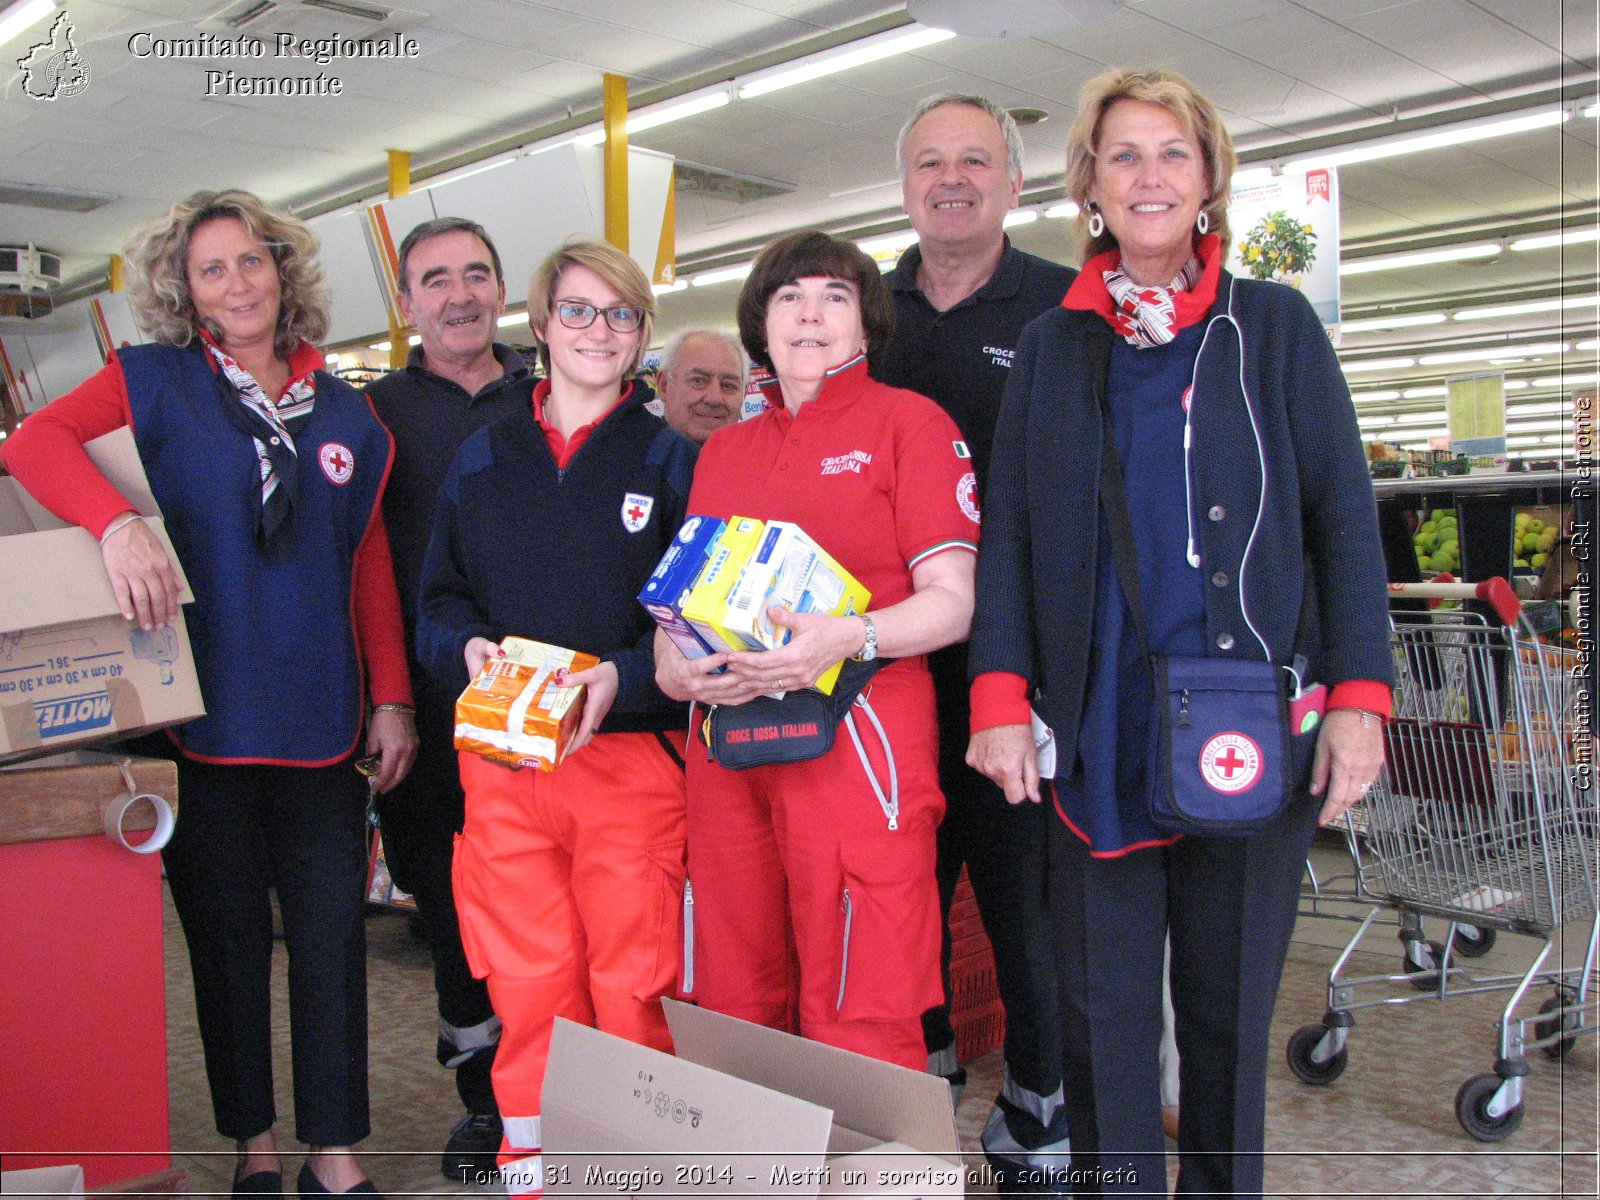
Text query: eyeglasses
554 301 644 333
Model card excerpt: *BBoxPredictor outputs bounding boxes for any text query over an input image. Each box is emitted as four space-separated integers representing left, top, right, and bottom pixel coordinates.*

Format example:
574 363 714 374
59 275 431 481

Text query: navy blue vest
120 342 391 763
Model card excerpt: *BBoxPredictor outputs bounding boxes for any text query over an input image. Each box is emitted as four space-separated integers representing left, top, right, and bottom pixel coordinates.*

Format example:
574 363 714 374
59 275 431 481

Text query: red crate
948 870 1005 1059
954 997 1007 1064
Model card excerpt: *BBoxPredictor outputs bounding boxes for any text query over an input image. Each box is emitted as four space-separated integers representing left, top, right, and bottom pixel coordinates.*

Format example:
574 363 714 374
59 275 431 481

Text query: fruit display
1511 510 1558 571
1413 508 1460 574
1412 507 1562 576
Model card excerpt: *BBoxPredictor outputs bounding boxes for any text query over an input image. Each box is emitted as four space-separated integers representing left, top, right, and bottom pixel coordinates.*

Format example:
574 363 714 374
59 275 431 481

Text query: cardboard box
0 429 202 764
681 517 767 655
454 637 597 771
542 1000 962 1199
638 515 726 665
721 522 870 695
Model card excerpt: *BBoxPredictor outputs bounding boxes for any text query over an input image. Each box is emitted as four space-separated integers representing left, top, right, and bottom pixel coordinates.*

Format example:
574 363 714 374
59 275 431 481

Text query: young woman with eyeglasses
416 238 698 1200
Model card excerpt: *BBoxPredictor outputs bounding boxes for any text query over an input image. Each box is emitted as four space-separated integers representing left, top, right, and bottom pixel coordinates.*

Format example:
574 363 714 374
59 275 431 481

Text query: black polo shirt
874 238 1076 493
366 343 535 654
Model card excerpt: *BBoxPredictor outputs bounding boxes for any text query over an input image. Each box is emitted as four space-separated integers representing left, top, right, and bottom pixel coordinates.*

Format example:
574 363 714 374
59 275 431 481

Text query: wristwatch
852 614 878 662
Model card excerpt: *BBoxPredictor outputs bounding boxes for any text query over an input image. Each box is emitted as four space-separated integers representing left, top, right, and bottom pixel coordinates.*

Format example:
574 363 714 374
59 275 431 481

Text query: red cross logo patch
318 442 355 486
1198 732 1262 794
621 491 654 533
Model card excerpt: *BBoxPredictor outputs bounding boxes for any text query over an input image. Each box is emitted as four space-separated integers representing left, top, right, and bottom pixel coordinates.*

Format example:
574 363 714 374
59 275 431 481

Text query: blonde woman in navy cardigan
967 68 1391 1198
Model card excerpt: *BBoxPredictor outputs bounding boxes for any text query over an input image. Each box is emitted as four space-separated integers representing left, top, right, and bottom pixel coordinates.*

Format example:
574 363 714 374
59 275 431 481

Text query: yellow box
721 521 871 694
681 516 768 655
454 637 598 771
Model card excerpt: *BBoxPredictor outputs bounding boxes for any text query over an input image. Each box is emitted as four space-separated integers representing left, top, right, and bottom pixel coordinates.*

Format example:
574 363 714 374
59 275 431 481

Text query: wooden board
0 750 176 846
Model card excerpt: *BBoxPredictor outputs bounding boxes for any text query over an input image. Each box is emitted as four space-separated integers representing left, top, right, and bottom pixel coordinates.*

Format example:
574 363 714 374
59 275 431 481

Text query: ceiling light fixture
1509 227 1600 251
574 89 731 146
1284 106 1570 173
1417 341 1569 366
0 0 59 49
1341 356 1417 373
497 312 528 328
1339 312 1446 333
691 263 753 287
1003 210 1039 228
1454 294 1599 321
1388 411 1449 426
1532 371 1600 387
1044 202 1080 219
737 27 956 99
652 279 689 296
1351 390 1401 402
1401 386 1448 398
1339 243 1501 276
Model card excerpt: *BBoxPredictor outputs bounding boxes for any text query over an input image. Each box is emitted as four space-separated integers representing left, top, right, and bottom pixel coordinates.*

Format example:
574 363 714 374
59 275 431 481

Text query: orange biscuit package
454 637 599 771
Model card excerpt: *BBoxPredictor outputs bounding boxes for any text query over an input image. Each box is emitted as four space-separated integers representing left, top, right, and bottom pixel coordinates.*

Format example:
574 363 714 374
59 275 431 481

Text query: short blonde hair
122 189 329 358
1063 67 1237 264
527 238 656 376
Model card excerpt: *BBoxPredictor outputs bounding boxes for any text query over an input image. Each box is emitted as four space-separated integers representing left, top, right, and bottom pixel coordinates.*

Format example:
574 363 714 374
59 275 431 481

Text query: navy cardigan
970 270 1393 769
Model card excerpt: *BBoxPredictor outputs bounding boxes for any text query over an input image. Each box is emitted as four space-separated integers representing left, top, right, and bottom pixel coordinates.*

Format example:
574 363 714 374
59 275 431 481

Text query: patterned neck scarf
204 340 316 546
1102 254 1204 348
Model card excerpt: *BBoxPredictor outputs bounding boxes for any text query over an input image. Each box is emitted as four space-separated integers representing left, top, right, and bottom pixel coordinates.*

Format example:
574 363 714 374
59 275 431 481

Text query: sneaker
441 1112 502 1185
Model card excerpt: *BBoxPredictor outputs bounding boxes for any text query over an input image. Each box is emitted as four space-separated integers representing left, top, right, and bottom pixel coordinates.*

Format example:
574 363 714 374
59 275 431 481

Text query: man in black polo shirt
874 93 1076 1190
367 216 535 1183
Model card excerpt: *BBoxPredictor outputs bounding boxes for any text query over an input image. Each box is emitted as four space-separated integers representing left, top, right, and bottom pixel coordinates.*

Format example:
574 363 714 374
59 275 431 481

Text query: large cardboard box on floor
542 1000 962 1199
0 429 202 763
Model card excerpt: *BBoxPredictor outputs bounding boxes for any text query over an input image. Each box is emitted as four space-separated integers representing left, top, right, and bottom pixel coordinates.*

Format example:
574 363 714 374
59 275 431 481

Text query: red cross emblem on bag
1199 732 1262 794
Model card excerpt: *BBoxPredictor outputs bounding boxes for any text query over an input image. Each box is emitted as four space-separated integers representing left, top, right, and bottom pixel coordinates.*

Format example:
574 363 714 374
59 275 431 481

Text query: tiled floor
161 837 1597 1198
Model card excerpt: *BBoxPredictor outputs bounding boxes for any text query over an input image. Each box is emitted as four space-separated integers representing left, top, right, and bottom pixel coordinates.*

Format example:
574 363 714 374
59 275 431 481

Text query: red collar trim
1061 233 1223 334
768 357 873 417
196 329 325 391
531 378 634 433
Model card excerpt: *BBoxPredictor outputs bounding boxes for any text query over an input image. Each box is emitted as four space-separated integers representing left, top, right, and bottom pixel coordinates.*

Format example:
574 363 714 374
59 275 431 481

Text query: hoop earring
1087 206 1105 239
1196 209 1210 236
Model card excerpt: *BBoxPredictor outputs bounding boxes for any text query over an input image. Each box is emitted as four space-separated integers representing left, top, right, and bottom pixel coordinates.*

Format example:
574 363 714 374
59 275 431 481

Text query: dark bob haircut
735 230 895 374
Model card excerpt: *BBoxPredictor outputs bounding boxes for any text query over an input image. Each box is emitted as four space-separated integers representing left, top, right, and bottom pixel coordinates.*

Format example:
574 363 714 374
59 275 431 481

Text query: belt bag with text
1146 654 1294 836
704 658 889 770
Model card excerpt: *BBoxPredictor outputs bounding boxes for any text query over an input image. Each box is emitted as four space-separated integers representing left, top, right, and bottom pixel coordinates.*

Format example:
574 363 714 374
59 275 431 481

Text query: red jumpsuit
684 360 980 1068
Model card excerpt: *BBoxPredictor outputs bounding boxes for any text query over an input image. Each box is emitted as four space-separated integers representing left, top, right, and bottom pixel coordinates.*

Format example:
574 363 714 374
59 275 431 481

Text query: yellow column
387 149 411 370
603 73 629 252
108 255 123 293
653 167 677 286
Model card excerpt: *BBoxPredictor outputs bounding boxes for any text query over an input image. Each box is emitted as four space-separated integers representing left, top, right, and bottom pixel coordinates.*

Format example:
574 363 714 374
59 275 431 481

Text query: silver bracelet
99 513 143 545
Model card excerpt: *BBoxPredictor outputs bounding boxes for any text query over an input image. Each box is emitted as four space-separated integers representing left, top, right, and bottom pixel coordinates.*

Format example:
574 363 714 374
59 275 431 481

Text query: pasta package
454 637 598 771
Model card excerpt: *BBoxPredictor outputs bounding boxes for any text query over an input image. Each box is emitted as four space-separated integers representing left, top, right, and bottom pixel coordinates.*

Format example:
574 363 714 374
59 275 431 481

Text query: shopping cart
1285 578 1597 1141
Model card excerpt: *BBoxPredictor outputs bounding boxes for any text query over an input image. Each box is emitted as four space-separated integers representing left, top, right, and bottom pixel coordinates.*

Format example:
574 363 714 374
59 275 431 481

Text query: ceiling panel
0 0 1593 418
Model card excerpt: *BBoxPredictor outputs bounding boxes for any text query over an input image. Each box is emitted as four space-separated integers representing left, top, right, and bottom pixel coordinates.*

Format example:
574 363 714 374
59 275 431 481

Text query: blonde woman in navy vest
2 189 416 1200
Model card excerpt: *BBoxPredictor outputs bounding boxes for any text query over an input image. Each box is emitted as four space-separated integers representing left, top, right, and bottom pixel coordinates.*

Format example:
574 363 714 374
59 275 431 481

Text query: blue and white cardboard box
638 514 726 664
0 428 204 763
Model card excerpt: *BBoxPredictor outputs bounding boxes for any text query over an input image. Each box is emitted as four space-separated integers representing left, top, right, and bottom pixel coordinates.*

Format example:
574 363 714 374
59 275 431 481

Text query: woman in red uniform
655 230 979 1069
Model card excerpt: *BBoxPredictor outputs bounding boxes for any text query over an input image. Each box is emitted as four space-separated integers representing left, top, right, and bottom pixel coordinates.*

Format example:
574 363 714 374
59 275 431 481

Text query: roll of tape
103 791 176 854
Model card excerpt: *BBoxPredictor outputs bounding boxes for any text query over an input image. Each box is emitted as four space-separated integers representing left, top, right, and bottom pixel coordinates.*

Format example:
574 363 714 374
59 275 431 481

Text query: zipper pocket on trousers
836 887 854 1011
682 878 695 994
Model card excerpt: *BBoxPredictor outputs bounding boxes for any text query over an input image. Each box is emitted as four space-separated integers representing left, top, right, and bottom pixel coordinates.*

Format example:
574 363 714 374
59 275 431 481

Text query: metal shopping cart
1285 578 1597 1141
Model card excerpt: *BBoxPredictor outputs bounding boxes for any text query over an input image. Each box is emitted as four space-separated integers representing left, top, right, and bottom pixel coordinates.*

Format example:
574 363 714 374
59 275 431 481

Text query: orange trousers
453 733 686 1195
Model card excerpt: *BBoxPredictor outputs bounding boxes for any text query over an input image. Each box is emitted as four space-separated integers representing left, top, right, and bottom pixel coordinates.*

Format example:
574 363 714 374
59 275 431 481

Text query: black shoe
233 1168 282 1199
441 1112 503 1185
295 1161 379 1199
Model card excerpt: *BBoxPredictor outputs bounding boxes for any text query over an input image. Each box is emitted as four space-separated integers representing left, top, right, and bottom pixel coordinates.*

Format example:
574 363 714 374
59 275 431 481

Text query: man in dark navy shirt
366 216 534 1184
874 93 1077 1191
